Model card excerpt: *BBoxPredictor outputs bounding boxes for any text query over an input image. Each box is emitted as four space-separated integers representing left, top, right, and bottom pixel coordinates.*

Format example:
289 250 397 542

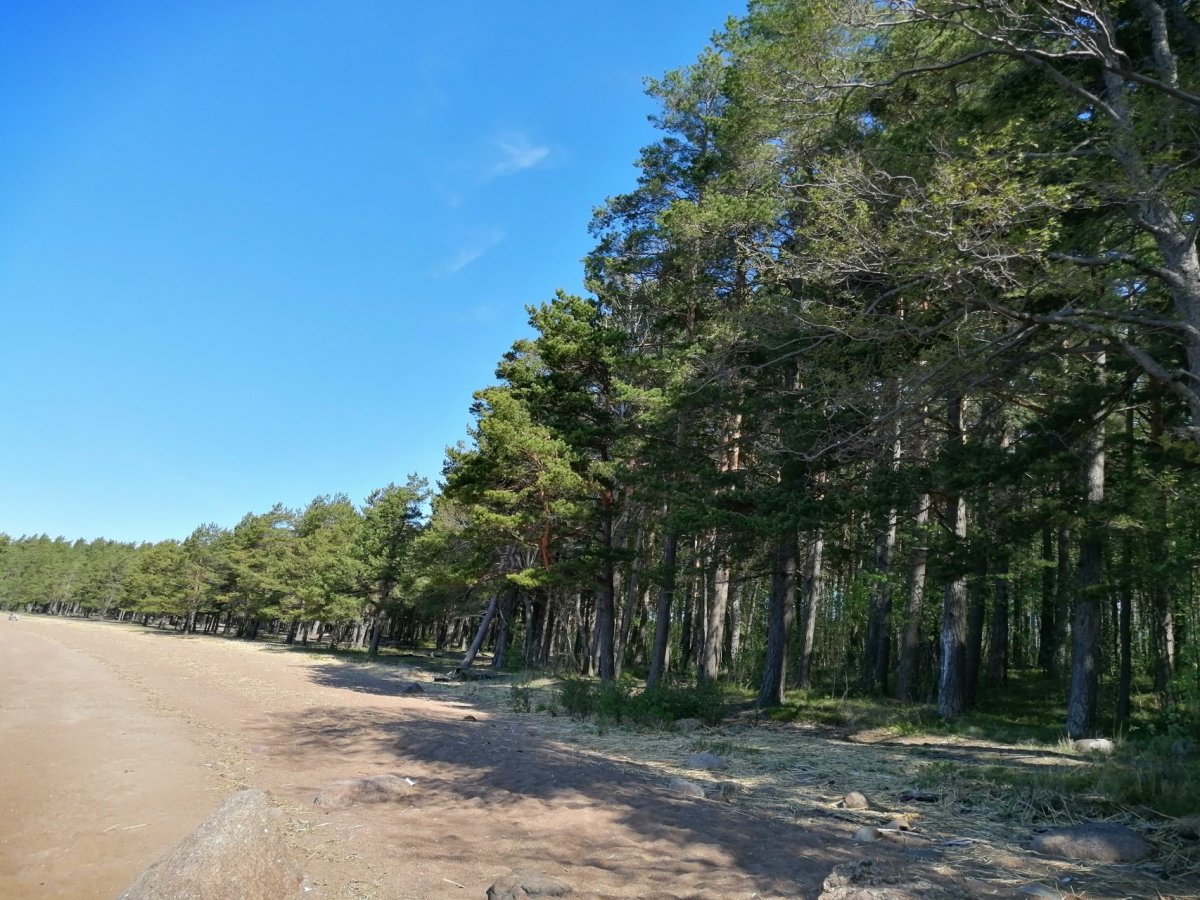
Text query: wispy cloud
483 132 550 180
433 228 506 278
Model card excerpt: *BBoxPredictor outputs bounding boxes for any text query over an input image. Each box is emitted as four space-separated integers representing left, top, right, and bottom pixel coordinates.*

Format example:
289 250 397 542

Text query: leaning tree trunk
459 593 500 672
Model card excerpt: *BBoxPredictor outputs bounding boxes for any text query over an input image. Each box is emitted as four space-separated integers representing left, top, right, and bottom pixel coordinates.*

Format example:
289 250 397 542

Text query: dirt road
0 616 932 899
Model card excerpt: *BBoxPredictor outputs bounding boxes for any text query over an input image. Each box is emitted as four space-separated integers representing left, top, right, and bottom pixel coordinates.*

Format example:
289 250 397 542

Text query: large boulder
1030 822 1151 863
120 789 303 900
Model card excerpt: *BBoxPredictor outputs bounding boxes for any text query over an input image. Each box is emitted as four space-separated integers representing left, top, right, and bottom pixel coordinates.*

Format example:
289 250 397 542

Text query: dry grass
403 672 1200 899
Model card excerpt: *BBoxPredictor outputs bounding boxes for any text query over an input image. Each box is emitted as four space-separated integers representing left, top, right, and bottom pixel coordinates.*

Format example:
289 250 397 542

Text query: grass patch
921 741 1200 819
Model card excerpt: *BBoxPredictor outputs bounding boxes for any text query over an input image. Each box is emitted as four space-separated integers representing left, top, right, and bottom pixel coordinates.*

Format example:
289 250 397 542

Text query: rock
1072 738 1115 754
673 717 702 732
817 860 960 899
395 681 424 695
1030 822 1151 863
852 826 881 843
899 789 939 803
313 774 413 809
119 789 302 900
487 868 573 899
668 777 706 799
463 714 478 722
884 816 912 831
686 751 727 769
842 791 870 810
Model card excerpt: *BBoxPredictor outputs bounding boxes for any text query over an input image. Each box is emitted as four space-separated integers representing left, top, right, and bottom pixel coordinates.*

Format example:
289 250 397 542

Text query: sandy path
0 616 938 899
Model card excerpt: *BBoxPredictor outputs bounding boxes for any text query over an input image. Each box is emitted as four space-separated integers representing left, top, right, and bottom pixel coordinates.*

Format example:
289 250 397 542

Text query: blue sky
0 1 740 543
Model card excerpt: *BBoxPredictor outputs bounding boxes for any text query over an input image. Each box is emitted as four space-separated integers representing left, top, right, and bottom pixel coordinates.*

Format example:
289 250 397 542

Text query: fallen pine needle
442 878 465 888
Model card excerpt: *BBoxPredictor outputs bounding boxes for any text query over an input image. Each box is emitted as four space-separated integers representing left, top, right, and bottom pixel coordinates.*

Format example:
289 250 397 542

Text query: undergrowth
557 678 725 727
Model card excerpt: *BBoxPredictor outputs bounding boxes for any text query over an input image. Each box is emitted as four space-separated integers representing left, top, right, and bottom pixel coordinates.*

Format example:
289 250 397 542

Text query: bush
631 681 725 726
558 678 598 717
556 677 725 726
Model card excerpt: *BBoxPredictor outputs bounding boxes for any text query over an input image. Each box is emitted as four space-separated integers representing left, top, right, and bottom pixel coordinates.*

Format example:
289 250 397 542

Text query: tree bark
896 493 931 701
459 593 500 672
986 555 1010 687
758 533 797 707
647 526 679 689
1067 358 1107 739
797 532 824 690
938 394 969 719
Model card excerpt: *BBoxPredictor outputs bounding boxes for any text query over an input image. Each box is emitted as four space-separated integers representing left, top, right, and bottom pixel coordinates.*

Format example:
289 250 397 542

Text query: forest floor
0 616 1194 899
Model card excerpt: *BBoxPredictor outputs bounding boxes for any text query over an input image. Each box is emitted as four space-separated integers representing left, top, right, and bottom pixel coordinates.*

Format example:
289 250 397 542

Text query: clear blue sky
0 1 740 543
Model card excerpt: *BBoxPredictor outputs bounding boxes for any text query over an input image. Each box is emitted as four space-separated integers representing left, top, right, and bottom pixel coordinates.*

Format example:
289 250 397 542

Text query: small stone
487 868 573 899
674 717 702 732
842 791 870 810
1072 738 1115 754
1030 822 1151 863
899 789 939 803
852 825 881 843
463 714 478 722
668 777 706 799
686 751 727 769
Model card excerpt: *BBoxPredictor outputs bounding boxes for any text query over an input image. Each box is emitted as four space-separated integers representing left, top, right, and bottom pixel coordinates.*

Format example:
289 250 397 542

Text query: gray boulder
487 868 572 899
120 789 303 900
668 777 706 799
686 751 727 769
1030 822 1151 863
1072 738 1115 754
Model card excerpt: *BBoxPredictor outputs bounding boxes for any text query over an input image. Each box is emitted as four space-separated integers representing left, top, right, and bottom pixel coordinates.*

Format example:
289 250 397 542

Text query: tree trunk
797 532 824 690
491 587 518 670
863 507 898 694
700 550 730 683
986 556 1010 687
1067 381 1106 739
938 394 969 719
459 594 500 672
758 534 797 708
595 495 617 682
1038 526 1058 676
896 493 931 701
647 527 679 689
1149 396 1177 702
964 552 989 707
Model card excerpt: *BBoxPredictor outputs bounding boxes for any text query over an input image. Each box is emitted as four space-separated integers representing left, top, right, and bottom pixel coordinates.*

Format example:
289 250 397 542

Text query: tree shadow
251 703 957 899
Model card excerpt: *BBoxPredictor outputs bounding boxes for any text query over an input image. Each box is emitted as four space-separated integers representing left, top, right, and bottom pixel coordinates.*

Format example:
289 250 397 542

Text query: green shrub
631 681 725 726
558 678 598 717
